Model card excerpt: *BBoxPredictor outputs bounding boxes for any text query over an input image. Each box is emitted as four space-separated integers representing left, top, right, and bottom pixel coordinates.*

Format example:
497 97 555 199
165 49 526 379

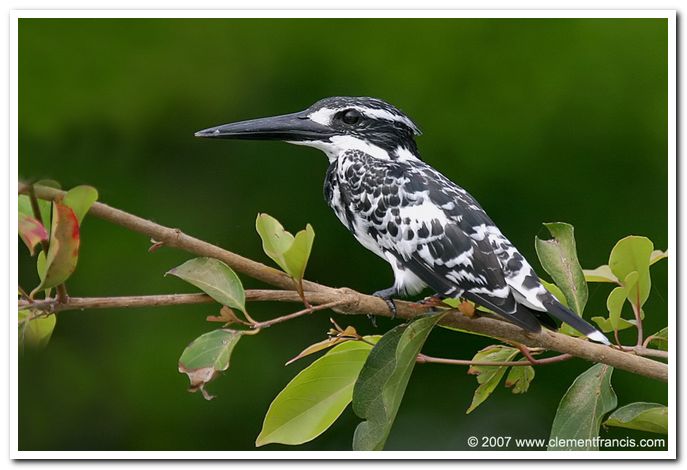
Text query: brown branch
251 299 348 329
627 346 668 360
19 183 669 383
416 352 572 367
17 290 335 313
18 292 669 362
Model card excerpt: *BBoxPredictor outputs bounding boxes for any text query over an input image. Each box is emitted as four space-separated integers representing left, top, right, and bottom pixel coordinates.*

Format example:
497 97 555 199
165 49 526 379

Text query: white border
9 9 676 461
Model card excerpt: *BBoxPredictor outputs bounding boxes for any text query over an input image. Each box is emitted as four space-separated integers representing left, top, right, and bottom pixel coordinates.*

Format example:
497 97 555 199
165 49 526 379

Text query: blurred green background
18 18 668 451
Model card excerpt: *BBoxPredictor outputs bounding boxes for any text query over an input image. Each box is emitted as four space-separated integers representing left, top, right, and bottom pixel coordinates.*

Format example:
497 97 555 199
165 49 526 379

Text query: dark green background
18 18 668 451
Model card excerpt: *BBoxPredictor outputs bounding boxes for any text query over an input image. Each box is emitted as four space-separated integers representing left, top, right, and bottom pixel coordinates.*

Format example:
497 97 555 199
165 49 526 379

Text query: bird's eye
341 109 362 125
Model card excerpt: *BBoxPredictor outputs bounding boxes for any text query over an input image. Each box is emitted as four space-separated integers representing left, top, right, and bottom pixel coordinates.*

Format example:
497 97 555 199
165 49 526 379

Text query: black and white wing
331 150 608 343
398 222 546 332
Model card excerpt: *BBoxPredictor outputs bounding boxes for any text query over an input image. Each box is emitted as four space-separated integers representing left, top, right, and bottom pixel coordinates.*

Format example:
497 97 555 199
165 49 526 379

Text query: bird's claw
372 288 398 320
382 298 398 319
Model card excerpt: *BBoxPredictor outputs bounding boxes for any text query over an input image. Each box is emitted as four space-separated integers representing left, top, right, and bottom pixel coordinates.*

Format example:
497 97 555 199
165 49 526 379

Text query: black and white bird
195 96 610 344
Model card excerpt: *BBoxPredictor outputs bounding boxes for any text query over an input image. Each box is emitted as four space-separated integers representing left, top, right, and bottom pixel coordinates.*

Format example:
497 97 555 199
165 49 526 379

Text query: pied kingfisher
195 96 609 345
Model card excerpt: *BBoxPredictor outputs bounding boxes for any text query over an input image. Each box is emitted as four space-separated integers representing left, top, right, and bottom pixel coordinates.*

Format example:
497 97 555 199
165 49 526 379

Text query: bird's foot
372 287 398 320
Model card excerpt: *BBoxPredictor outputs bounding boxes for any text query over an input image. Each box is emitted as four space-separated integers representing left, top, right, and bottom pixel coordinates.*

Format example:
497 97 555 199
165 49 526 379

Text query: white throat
288 135 390 163
287 136 419 163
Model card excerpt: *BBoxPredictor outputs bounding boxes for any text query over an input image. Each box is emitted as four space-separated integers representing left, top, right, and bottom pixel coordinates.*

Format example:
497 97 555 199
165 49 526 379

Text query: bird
195 96 610 345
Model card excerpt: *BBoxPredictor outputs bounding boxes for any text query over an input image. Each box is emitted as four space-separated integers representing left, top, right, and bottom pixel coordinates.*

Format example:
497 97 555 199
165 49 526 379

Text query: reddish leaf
18 213 48 256
31 202 80 296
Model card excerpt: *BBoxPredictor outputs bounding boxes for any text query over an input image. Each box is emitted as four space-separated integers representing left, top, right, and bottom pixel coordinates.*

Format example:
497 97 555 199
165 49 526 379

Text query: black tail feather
543 299 611 345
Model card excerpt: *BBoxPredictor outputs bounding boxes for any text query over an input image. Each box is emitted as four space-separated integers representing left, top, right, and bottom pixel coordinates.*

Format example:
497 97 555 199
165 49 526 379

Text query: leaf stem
27 184 50 255
18 285 32 302
56 284 69 303
634 290 644 347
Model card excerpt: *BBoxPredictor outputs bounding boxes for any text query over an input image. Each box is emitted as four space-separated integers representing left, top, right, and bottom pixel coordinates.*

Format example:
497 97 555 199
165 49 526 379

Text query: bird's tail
543 299 611 345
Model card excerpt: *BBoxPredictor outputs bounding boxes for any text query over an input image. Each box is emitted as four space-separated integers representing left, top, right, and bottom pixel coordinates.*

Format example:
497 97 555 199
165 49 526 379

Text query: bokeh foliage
18 18 667 451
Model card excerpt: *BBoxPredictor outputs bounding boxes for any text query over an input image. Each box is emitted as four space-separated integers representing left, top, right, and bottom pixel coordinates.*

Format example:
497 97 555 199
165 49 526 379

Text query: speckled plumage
196 96 610 344
324 148 558 333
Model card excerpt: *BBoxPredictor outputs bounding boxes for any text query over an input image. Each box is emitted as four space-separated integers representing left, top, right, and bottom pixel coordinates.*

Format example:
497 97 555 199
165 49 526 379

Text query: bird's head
195 96 422 162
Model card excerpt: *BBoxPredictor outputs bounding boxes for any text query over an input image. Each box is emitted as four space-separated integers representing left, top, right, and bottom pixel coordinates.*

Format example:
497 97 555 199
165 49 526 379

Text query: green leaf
621 271 645 319
178 329 243 400
18 310 57 350
583 265 619 284
36 251 47 281
607 286 627 332
285 325 360 366
255 213 315 283
548 364 617 450
438 324 494 339
604 402 667 435
352 313 445 450
559 323 586 337
256 337 380 447
36 179 62 189
256 213 294 262
166 257 246 313
544 281 584 338
63 185 98 223
466 345 519 413
18 194 32 217
649 249 667 265
535 222 588 315
20 181 61 232
540 279 568 306
282 224 315 282
647 327 667 351
18 213 48 256
505 361 535 394
30 202 80 295
590 316 635 333
19 194 52 235
609 236 653 308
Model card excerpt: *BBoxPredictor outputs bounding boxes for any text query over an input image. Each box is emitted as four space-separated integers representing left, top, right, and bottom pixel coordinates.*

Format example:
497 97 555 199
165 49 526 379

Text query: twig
56 284 69 303
416 353 572 367
18 286 32 302
514 343 573 366
251 299 348 329
19 183 669 383
627 345 668 360
17 290 336 313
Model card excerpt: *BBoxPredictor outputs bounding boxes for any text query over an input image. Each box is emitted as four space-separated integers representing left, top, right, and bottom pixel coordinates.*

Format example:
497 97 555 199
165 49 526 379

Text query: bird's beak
194 111 334 141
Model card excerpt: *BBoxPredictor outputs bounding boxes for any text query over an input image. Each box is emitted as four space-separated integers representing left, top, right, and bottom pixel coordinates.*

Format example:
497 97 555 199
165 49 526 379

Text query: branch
19 183 669 383
17 290 334 313
416 352 572 367
251 299 348 329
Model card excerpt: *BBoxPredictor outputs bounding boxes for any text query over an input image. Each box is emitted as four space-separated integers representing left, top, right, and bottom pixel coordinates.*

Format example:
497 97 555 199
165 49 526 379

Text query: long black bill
194 111 333 141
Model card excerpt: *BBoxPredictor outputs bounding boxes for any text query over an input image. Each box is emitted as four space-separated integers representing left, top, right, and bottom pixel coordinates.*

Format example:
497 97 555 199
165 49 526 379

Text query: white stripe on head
307 106 420 134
